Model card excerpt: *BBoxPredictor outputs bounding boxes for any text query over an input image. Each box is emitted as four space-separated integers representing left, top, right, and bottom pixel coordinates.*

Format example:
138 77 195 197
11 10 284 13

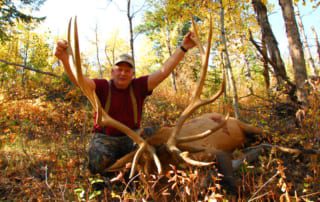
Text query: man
55 32 196 176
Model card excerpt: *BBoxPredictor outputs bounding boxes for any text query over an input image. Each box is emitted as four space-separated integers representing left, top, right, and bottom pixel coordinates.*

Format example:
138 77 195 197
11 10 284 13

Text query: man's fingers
189 32 196 41
54 40 69 60
57 40 68 49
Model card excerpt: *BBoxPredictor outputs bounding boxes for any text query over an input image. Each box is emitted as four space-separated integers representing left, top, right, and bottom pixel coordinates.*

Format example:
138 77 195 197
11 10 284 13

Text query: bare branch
0 59 59 78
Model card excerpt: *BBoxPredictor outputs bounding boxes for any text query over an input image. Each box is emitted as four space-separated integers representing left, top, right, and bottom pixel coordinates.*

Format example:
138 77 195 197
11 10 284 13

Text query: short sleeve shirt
93 76 152 136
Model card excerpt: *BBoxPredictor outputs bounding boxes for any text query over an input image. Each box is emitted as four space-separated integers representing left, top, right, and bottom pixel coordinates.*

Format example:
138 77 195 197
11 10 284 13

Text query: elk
66 16 262 185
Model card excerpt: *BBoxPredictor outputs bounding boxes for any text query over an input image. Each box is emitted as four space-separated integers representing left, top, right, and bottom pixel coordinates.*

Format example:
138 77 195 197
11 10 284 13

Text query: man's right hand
54 40 69 63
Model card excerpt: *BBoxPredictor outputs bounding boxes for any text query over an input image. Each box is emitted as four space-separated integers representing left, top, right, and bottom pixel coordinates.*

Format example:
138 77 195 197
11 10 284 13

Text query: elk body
65 16 263 189
110 112 263 178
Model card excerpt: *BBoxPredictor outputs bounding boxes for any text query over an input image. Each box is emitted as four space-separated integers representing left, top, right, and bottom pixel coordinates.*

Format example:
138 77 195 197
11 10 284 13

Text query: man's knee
88 133 119 175
88 144 116 175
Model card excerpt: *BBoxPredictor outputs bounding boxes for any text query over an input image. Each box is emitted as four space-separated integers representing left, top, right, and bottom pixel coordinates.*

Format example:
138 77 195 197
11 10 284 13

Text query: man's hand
181 32 196 50
54 40 69 63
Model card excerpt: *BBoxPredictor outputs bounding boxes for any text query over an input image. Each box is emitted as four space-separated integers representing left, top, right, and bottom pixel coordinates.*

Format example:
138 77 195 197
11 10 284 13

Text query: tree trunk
252 0 289 87
261 33 271 91
311 26 320 64
295 6 317 76
220 0 240 119
240 37 254 95
164 19 177 93
94 23 103 78
127 0 136 76
242 54 254 95
279 0 308 105
22 32 30 88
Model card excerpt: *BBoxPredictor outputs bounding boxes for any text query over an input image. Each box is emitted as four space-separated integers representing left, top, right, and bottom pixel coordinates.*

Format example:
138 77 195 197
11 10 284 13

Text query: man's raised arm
147 32 196 91
55 40 95 90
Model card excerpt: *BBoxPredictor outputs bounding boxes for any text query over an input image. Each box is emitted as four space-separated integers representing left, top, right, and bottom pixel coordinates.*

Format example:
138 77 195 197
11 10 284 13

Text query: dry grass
0 84 319 201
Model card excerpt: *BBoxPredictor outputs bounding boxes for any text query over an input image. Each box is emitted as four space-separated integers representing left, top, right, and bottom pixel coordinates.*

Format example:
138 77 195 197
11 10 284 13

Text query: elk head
66 15 228 178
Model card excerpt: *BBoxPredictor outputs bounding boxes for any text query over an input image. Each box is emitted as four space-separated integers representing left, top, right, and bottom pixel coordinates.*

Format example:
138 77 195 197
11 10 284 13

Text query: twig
44 164 57 198
300 191 320 200
248 191 271 202
59 180 67 202
246 143 320 155
248 171 279 202
122 172 140 198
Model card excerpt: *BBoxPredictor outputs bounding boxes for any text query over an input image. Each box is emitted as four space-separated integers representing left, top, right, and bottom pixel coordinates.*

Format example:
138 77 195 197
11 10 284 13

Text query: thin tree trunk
22 31 30 87
94 23 103 78
127 0 136 75
261 33 271 91
242 54 254 95
252 0 289 87
164 19 177 92
279 0 308 105
311 26 320 64
240 37 254 95
104 43 113 67
104 33 117 68
295 6 317 76
220 0 240 119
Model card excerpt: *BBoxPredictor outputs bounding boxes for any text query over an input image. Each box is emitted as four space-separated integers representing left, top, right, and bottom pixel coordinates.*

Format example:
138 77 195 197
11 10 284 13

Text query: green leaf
74 188 85 199
89 177 104 185
89 190 102 200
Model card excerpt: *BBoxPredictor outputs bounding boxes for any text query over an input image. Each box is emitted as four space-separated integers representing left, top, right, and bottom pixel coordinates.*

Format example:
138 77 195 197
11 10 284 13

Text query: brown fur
110 112 263 176
150 112 262 153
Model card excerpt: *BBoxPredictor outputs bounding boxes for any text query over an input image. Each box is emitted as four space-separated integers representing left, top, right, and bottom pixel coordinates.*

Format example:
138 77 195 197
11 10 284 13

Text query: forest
0 0 319 201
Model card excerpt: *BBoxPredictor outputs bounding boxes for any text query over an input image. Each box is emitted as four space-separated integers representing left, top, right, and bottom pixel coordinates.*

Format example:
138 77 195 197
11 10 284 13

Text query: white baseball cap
114 53 134 68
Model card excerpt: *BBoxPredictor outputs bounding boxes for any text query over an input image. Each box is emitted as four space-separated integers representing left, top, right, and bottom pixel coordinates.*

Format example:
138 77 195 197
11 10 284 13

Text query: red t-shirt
93 76 152 136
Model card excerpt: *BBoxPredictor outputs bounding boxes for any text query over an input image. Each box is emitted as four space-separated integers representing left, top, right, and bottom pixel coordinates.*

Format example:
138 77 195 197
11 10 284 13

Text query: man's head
111 54 134 89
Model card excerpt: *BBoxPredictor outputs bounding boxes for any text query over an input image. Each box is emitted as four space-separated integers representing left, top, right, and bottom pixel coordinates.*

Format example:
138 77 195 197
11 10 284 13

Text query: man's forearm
148 47 186 91
162 47 186 75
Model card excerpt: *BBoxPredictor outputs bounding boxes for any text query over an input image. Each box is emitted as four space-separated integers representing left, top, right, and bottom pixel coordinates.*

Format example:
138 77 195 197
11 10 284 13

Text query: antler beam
166 15 228 166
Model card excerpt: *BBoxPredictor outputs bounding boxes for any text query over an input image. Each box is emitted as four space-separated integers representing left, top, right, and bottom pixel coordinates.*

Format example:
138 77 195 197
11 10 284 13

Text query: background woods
0 0 319 201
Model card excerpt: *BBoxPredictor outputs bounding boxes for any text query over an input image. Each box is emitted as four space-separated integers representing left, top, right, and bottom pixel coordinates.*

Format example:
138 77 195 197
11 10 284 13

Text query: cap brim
115 61 134 68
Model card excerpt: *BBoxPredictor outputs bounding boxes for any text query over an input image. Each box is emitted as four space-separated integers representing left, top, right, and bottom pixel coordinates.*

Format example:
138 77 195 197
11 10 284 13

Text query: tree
279 0 308 106
219 0 240 119
295 5 317 76
104 30 131 77
311 26 320 64
108 0 148 75
0 0 46 42
251 0 291 89
0 22 53 88
136 0 189 92
92 23 104 79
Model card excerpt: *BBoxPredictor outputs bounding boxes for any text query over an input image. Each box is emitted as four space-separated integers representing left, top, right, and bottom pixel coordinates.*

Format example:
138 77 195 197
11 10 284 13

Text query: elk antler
66 17 161 178
167 15 228 166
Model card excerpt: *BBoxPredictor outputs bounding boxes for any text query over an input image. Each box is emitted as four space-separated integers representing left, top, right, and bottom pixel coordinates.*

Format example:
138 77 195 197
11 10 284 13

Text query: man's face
111 62 134 89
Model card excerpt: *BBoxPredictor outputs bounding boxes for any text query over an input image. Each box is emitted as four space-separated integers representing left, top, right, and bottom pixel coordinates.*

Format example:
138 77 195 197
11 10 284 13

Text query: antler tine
66 18 79 87
180 152 213 166
194 14 213 99
191 17 205 57
67 17 162 178
177 113 229 143
166 15 225 166
167 15 214 148
73 17 83 84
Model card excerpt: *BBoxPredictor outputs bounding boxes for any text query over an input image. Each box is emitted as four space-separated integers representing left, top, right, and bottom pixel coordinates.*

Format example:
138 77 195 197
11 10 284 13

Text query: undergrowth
0 83 319 201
